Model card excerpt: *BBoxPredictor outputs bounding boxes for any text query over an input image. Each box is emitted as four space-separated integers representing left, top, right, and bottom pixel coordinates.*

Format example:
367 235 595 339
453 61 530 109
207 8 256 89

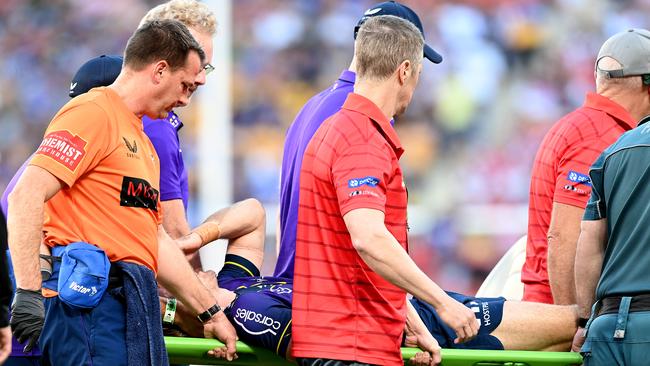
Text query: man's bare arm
343 208 478 343
7 166 63 291
161 199 192 240
404 299 441 365
156 225 238 360
574 219 607 319
547 202 584 305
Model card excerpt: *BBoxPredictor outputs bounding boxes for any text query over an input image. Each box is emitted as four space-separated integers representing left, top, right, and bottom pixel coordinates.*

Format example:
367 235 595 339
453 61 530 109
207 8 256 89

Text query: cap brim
424 44 443 64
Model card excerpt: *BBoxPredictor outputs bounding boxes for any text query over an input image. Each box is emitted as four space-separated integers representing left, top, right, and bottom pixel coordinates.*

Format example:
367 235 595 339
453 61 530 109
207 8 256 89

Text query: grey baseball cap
596 28 650 78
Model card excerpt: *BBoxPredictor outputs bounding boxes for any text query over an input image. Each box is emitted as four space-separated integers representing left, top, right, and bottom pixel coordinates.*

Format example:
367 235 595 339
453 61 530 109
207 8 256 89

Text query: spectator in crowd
573 29 650 360
522 29 650 305
292 16 478 366
7 20 236 365
1 54 123 365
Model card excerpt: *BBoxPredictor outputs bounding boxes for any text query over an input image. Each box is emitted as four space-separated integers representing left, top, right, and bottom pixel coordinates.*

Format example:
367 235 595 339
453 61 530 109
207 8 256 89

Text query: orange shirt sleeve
30 102 114 187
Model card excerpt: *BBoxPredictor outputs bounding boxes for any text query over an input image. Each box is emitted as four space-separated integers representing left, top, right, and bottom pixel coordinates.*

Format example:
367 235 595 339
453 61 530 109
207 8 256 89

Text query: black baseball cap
354 1 443 64
69 55 123 98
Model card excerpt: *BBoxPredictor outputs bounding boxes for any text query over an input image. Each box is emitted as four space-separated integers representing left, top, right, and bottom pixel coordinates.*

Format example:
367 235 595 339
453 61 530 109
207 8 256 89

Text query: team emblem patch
35 130 88 171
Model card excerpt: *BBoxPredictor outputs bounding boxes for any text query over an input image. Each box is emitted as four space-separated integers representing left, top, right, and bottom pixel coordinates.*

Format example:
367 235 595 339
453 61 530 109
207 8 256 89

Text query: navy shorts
409 292 505 350
218 254 293 358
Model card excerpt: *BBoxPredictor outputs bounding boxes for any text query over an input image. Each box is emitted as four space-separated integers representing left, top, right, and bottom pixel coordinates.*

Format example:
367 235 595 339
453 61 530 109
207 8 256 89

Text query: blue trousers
39 287 128 366
582 309 650 366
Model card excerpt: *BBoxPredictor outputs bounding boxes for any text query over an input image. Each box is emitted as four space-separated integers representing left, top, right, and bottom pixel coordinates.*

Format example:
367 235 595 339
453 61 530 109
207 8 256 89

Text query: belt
108 265 123 289
597 294 650 316
42 253 123 289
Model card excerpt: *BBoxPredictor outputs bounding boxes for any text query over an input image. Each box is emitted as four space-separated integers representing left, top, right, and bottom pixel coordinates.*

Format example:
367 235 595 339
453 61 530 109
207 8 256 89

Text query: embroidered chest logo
122 137 139 159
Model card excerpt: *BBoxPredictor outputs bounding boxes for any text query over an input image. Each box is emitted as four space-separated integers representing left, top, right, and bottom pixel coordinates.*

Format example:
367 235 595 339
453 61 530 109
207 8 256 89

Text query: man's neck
109 72 149 119
348 58 357 74
353 79 398 121
603 90 647 124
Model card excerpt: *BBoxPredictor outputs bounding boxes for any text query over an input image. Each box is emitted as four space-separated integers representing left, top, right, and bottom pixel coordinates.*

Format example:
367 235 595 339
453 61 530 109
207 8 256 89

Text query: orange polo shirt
30 87 162 272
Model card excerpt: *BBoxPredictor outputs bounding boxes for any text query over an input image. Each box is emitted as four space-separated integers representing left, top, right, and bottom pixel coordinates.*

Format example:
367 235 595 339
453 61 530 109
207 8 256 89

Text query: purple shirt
274 70 355 278
142 111 189 210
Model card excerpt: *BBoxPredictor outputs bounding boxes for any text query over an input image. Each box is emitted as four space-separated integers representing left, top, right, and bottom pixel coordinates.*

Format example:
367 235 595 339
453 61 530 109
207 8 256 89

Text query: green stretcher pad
165 336 583 366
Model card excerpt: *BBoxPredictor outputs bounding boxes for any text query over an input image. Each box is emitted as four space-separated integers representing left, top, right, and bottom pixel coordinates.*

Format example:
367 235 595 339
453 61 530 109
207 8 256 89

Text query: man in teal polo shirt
574 29 650 362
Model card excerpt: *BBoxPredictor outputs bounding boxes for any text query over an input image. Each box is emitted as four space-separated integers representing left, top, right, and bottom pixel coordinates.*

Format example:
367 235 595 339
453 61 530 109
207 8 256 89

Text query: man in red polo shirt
292 15 478 366
523 29 650 306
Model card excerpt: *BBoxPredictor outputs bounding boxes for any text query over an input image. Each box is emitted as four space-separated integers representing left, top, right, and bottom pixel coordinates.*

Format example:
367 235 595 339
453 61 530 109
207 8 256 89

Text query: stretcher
165 337 583 366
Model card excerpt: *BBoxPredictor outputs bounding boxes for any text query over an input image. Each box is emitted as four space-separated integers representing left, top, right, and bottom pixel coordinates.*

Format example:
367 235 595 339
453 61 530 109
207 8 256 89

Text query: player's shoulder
545 106 604 142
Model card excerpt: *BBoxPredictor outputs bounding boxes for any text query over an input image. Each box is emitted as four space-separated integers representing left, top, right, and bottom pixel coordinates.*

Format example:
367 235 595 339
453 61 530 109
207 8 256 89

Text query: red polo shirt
292 93 409 365
523 92 635 303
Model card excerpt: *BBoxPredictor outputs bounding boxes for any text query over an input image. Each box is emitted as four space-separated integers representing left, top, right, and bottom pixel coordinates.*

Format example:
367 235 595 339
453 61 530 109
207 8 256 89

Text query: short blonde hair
355 15 424 81
139 0 216 35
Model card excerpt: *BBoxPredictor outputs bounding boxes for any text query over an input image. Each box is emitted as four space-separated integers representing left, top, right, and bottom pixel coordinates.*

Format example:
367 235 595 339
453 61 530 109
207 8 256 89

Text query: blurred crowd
1 0 649 293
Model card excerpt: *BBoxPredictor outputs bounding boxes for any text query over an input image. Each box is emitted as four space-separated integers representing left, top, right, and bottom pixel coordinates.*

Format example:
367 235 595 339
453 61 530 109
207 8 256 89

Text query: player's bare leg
491 301 578 351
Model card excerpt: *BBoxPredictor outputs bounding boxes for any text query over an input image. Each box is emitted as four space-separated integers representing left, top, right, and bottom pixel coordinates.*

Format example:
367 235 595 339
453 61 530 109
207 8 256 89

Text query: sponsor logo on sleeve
120 176 159 211
567 170 591 186
348 190 380 198
234 308 281 336
35 130 88 171
348 176 380 188
563 184 588 195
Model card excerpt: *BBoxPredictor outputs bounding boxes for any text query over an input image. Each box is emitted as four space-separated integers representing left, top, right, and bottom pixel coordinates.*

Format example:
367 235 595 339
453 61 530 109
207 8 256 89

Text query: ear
398 60 412 85
151 60 169 84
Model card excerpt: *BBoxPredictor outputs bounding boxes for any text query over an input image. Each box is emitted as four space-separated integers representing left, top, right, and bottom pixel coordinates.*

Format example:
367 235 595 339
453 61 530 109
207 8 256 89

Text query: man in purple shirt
1 54 122 365
275 1 443 278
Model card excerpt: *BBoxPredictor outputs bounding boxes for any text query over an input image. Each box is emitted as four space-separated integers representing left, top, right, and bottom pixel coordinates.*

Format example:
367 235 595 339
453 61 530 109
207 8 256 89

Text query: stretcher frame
165 336 583 365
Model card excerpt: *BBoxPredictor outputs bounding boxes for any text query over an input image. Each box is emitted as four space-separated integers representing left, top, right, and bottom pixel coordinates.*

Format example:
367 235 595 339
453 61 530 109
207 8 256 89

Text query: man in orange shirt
7 20 237 365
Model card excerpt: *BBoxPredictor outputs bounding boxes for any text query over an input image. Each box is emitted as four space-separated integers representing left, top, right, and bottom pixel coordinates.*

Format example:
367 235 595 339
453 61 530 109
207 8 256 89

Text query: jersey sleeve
145 123 182 201
553 140 603 209
29 103 113 188
583 149 608 221
332 143 392 216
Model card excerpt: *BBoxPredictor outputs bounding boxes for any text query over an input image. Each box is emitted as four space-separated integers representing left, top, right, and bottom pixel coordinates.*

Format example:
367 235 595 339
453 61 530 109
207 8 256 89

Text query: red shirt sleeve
332 143 392 216
553 140 603 208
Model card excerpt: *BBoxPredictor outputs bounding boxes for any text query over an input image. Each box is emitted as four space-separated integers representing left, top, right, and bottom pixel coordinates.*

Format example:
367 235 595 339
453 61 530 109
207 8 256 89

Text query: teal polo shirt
584 117 650 299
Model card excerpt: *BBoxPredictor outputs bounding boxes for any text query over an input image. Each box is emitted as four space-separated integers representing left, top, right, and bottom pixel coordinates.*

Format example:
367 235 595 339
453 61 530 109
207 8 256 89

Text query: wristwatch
197 303 222 323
